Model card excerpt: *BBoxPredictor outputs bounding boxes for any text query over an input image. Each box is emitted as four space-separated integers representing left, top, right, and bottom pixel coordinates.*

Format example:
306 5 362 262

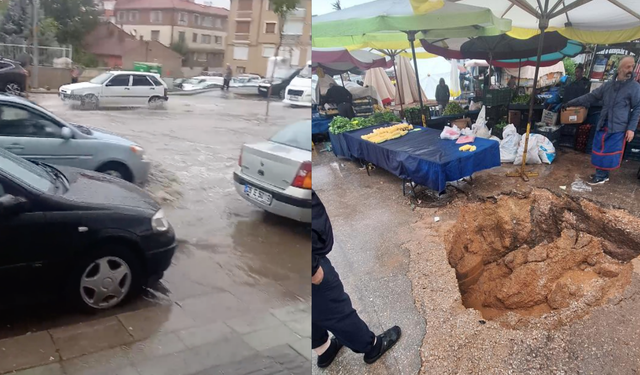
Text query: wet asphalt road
0 92 311 374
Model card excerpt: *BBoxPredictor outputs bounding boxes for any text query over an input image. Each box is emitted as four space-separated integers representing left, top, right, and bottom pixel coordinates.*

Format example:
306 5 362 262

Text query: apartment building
114 0 228 68
225 0 311 77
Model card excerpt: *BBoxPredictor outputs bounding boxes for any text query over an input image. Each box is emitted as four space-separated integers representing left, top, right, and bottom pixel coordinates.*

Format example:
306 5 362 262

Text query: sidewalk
0 299 311 375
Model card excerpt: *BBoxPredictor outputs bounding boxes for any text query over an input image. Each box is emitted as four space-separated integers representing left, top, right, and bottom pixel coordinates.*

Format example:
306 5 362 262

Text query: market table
342 125 501 192
312 112 332 135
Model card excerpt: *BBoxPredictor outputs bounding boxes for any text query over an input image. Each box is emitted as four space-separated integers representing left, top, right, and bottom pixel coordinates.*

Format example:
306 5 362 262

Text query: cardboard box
451 118 471 129
561 107 588 124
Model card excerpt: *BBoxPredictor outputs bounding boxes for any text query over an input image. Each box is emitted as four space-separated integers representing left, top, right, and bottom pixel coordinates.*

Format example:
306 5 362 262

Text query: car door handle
124 87 130 90
5 143 24 151
150 87 155 90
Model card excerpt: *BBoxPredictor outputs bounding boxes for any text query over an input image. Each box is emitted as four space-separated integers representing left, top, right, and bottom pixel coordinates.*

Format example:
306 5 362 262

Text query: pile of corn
361 123 413 144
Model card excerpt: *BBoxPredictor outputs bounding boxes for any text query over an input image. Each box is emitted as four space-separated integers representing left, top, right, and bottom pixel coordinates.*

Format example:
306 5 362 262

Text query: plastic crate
624 135 640 161
533 124 561 144
558 134 576 148
560 124 579 136
483 89 512 106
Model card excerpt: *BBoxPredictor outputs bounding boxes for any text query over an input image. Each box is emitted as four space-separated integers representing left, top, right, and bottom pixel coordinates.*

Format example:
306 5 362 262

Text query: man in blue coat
312 190 401 368
567 56 640 185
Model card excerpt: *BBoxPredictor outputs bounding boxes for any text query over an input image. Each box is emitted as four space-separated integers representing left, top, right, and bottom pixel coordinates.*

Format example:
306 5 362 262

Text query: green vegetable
329 112 401 134
512 94 531 105
443 102 465 116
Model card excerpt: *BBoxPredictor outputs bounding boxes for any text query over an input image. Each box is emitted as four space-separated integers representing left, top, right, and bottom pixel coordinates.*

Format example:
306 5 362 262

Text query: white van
283 60 312 107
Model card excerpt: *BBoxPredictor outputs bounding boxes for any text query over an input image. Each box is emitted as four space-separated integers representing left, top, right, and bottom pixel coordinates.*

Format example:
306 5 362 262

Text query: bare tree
265 0 298 117
331 0 341 11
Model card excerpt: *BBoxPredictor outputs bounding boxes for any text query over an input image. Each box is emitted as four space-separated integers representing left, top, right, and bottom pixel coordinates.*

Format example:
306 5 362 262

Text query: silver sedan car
233 121 311 223
0 94 149 184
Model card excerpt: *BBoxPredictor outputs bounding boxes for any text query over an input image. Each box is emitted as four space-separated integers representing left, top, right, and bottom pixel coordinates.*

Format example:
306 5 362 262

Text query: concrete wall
28 66 73 90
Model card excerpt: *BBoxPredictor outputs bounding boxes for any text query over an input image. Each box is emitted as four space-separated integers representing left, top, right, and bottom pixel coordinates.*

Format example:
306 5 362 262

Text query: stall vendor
564 64 591 102
325 83 355 118
566 56 640 185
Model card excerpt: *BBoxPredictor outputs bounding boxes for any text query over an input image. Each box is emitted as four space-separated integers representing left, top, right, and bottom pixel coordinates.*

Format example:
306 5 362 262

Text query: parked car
0 147 176 311
0 94 150 184
231 75 262 95
283 61 313 107
0 58 28 95
258 68 302 99
180 76 219 91
233 120 311 223
59 71 168 109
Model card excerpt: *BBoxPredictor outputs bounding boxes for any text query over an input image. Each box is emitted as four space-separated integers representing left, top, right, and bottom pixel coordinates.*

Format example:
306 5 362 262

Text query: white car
59 71 169 109
283 61 312 107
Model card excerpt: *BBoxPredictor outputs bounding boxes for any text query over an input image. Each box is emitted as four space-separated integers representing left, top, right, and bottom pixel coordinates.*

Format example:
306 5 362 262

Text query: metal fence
0 43 73 67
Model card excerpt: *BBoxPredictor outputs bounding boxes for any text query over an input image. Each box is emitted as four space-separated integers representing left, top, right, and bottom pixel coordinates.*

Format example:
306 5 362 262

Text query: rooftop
114 0 228 16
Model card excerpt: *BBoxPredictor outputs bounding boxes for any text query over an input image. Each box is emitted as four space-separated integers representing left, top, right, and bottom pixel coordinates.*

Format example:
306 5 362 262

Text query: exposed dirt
445 189 640 328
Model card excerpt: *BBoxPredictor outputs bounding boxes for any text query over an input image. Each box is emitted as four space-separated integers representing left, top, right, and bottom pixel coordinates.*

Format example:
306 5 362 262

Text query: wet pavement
0 92 311 374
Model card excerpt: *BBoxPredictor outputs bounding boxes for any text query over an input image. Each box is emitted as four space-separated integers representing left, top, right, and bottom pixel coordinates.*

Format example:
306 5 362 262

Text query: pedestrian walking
435 78 450 112
312 190 401 368
222 63 232 90
566 56 640 185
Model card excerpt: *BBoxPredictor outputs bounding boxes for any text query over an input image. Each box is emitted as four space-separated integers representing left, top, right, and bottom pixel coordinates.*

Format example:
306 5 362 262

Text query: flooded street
0 92 311 375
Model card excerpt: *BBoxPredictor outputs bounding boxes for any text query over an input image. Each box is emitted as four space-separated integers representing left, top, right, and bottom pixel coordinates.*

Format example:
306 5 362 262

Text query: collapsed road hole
446 189 640 326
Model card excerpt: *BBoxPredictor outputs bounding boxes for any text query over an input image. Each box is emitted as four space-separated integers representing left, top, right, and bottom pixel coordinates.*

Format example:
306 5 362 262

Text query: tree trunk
266 14 286 117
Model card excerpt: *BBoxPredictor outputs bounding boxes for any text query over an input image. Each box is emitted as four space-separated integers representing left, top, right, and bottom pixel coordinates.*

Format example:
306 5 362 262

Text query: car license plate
244 185 272 205
289 96 300 101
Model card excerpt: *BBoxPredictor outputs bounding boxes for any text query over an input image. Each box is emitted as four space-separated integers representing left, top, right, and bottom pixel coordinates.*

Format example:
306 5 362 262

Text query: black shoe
588 176 609 185
363 326 402 364
317 338 343 368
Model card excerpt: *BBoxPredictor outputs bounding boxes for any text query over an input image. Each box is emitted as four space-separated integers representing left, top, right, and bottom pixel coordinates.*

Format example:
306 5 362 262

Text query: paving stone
117 305 197 341
125 332 187 364
133 352 190 375
176 321 235 349
0 331 59 374
288 338 312 360
262 344 309 371
61 346 134 375
225 313 282 335
8 363 65 375
183 336 258 373
194 355 285 375
179 292 249 324
242 324 301 352
269 303 310 323
283 316 311 338
51 317 134 360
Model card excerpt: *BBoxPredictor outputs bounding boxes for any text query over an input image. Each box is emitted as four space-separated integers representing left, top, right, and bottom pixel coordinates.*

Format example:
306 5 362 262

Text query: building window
195 52 207 61
151 30 160 41
193 14 201 25
238 0 252 11
178 12 188 25
129 11 138 22
214 18 222 28
178 31 186 42
237 66 246 74
214 36 222 44
150 10 162 23
117 11 126 22
233 45 249 60
235 21 250 34
283 20 303 35
202 35 212 44
265 22 276 34
203 16 213 27
266 0 272 10
262 44 275 58
192 33 198 43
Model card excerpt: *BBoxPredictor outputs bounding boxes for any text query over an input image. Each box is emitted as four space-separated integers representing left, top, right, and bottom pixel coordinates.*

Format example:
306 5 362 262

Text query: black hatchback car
0 148 176 311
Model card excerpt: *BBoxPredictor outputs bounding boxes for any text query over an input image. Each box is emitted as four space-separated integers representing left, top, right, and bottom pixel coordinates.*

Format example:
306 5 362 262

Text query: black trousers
222 78 230 90
312 257 376 353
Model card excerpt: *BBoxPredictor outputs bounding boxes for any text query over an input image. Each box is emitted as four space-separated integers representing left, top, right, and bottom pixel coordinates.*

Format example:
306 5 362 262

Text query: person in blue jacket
312 190 401 368
566 56 640 185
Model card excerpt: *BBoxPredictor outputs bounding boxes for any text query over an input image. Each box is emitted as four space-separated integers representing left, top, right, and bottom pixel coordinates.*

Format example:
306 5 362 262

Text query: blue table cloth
343 126 501 192
313 117 332 134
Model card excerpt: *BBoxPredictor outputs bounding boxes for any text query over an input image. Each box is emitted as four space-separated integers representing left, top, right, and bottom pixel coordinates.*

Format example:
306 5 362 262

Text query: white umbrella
364 67 396 105
395 55 428 106
450 60 462 98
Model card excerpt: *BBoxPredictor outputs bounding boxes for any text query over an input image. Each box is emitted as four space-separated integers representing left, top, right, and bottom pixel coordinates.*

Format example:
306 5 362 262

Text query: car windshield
270 121 311 151
0 149 55 193
298 65 312 79
90 73 114 84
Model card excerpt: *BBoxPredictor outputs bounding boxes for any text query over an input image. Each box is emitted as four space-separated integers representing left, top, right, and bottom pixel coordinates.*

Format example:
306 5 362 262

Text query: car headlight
131 145 145 158
151 209 170 232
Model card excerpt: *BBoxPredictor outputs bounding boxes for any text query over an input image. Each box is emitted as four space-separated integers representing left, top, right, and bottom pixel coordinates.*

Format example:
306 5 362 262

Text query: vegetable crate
532 124 561 147
483 89 512 106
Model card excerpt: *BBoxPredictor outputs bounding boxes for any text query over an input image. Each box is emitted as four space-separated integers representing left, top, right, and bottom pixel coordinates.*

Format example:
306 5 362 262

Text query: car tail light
292 161 312 189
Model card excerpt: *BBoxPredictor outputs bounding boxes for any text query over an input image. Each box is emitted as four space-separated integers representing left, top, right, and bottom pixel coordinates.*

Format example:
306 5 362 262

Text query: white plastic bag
499 124 521 163
461 127 474 136
489 136 501 142
440 125 461 140
471 106 491 139
513 134 556 165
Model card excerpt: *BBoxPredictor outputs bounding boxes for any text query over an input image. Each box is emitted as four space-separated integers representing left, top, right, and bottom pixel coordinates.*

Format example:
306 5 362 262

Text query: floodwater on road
0 92 311 357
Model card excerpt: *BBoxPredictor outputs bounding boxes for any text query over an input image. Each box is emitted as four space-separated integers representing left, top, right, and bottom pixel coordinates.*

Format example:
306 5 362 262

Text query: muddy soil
446 189 640 327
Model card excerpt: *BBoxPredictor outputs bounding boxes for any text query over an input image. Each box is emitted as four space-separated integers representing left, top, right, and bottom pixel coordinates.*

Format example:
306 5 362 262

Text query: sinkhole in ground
446 189 640 324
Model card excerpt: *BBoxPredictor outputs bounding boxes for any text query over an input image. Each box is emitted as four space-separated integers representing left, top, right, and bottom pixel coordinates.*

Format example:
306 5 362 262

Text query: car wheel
5 82 22 95
279 90 285 100
82 94 99 109
97 162 133 182
148 96 165 109
69 245 142 312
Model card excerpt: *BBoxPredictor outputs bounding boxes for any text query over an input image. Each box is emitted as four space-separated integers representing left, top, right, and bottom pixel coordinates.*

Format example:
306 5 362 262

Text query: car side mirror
61 127 72 140
0 195 29 217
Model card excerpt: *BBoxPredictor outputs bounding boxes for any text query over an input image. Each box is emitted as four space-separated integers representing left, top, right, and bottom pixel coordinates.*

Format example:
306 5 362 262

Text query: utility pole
32 0 39 89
